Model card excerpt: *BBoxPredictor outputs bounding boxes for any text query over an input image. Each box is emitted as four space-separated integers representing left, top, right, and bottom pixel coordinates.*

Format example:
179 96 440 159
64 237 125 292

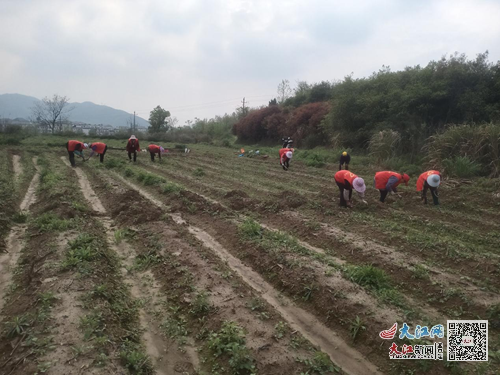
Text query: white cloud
0 0 499 125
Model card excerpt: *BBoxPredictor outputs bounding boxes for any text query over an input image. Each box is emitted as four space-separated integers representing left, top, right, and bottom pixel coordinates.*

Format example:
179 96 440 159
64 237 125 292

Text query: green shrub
426 124 500 177
443 156 482 178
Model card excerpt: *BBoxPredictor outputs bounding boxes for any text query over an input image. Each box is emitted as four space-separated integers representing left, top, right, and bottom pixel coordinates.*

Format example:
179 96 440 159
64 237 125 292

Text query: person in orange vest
126 135 140 162
417 170 441 205
279 147 293 170
334 170 367 207
147 144 164 162
66 140 88 167
87 142 108 163
374 171 410 203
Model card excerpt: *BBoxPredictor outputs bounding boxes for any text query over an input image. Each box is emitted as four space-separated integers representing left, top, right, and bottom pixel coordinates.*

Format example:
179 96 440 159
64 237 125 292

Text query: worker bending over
147 144 164 162
374 171 410 202
87 142 108 163
334 170 367 207
66 140 87 167
339 151 350 170
279 147 293 171
417 170 441 205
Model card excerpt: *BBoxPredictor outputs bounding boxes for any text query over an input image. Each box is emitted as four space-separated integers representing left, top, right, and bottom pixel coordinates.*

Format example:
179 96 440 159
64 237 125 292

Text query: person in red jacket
126 135 140 162
374 171 410 203
334 170 367 207
87 142 108 163
417 170 441 205
147 144 164 162
66 140 88 167
279 148 293 170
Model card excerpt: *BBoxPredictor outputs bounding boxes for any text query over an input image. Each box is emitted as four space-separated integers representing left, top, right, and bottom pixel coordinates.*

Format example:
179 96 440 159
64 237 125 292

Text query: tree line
232 52 500 155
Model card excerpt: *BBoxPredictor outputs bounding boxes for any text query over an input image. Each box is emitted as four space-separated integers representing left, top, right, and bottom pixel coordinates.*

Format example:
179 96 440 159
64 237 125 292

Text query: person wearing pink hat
334 170 367 207
126 135 140 162
147 144 164 162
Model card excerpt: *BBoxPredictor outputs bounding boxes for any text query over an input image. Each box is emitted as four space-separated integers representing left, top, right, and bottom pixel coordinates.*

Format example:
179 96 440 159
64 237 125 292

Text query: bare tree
277 79 292 104
31 94 72 134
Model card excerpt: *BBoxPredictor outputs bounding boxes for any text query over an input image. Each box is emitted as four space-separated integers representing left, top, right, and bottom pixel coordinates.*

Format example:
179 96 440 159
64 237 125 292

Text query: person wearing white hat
126 135 140 162
334 170 367 207
279 147 294 171
416 170 441 205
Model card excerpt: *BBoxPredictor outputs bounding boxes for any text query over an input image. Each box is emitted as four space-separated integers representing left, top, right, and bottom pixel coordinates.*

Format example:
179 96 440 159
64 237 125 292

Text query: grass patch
193 167 205 177
344 264 390 291
33 213 74 232
238 218 262 240
207 321 255 373
161 182 184 195
296 351 339 374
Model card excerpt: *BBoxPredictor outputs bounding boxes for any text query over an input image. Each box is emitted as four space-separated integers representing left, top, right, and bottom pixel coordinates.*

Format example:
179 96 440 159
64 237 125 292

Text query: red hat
402 173 410 185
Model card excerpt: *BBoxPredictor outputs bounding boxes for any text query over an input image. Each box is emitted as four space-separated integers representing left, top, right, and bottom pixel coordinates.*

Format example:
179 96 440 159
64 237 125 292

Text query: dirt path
12 154 22 179
112 172 382 375
0 157 40 314
61 157 199 373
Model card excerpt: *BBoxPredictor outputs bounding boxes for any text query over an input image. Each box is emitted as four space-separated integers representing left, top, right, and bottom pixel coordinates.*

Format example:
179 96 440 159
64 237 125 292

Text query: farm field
1 139 499 375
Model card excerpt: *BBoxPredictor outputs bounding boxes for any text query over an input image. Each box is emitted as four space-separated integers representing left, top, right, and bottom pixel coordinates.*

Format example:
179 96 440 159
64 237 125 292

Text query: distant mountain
0 93 149 128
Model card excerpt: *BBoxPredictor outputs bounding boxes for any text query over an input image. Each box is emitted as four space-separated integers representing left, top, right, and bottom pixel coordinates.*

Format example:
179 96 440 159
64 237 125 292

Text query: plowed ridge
112 172 382 375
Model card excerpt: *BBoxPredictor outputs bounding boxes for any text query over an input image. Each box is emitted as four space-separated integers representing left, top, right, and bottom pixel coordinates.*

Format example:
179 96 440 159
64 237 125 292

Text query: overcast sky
1 0 499 125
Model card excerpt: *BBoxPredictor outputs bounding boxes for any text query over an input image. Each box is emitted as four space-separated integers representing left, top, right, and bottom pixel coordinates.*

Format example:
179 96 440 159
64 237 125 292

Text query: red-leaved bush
232 102 330 147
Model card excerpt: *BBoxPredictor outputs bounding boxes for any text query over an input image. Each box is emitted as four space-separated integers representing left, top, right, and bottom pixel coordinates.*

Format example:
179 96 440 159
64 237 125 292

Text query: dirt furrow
118 163 460 321
62 157 200 373
111 172 382 375
142 157 499 313
0 157 40 315
103 218 200 374
12 154 22 179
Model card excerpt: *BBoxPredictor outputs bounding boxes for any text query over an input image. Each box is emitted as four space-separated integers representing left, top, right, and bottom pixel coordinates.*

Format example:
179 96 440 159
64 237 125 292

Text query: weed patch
207 321 255 373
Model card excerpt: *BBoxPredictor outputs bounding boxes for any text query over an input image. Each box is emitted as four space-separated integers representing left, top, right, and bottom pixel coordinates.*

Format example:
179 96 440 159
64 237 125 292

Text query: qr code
447 320 488 361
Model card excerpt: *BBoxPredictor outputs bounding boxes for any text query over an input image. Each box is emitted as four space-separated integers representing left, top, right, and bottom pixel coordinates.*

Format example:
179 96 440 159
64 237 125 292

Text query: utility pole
133 111 136 132
240 97 249 118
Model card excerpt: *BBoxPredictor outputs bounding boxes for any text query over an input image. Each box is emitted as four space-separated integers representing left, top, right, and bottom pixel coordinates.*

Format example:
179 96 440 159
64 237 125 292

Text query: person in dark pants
126 135 140 162
279 148 293 170
281 137 293 148
334 170 367 207
417 170 441 205
374 171 410 202
87 142 107 163
339 151 350 170
147 144 164 162
66 140 87 167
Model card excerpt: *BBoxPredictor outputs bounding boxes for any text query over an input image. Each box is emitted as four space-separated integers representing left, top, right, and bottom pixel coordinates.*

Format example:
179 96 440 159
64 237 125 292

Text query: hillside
0 93 149 128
